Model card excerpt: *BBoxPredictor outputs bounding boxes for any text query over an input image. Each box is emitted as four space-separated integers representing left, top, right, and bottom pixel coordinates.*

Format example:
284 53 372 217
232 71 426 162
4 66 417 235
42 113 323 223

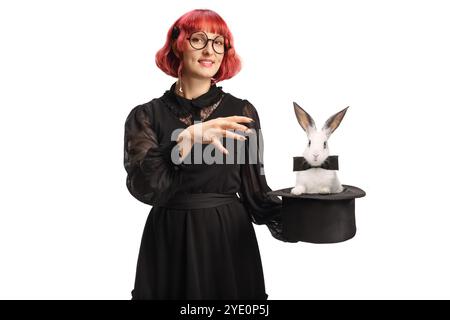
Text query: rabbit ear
322 106 349 137
293 102 316 134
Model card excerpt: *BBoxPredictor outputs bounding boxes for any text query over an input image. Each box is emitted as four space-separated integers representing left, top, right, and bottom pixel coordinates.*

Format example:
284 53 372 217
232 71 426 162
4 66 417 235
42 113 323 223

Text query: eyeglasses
186 31 227 54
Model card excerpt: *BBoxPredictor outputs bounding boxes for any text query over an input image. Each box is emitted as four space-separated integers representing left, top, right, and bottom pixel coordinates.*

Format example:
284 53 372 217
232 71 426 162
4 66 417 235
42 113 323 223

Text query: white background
1 0 449 299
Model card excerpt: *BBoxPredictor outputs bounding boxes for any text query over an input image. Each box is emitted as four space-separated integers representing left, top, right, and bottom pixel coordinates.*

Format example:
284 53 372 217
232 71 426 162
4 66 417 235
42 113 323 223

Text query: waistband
159 193 240 209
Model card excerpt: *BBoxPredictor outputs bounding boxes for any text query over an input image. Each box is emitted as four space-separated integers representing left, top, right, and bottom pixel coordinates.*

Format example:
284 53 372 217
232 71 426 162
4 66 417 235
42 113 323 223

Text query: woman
123 9 286 300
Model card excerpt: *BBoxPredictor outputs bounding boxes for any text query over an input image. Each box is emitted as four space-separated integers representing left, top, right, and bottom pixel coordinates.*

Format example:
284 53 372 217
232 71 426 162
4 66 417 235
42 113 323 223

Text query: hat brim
268 184 365 200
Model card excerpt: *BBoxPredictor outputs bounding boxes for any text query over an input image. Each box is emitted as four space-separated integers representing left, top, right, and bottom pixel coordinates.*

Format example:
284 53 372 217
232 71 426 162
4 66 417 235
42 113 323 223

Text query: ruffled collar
161 81 225 119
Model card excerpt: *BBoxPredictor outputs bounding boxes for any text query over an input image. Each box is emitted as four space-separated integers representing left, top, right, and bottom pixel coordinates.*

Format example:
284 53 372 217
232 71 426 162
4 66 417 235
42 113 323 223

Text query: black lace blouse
123 82 286 241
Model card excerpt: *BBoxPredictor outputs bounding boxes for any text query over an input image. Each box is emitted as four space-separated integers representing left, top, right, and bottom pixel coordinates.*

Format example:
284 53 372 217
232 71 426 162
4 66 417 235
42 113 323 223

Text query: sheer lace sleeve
123 103 183 206
238 100 289 242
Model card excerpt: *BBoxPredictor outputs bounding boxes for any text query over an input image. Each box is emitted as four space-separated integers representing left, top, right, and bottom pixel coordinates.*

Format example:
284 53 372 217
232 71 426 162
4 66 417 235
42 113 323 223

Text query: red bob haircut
155 9 242 84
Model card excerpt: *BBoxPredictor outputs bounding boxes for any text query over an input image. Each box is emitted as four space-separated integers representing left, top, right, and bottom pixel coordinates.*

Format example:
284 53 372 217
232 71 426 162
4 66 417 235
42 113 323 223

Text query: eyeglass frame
186 31 231 54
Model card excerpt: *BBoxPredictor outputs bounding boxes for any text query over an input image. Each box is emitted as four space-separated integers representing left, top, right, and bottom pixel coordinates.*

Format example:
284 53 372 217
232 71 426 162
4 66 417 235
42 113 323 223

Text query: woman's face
178 30 225 80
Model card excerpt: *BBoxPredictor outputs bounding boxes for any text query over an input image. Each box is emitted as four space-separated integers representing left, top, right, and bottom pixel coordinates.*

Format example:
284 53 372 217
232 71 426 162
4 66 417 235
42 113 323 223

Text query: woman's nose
202 40 214 54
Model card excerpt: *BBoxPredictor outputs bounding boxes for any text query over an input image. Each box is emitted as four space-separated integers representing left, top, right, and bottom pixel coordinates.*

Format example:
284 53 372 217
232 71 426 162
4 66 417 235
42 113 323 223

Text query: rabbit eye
323 141 327 149
308 140 311 147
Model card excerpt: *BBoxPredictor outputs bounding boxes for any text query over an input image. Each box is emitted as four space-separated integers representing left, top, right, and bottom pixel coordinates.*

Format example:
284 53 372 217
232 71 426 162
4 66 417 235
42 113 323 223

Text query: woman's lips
199 60 214 68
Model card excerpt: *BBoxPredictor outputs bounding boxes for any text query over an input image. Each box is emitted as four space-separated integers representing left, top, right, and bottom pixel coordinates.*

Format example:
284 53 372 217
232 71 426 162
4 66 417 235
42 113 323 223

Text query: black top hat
268 156 366 244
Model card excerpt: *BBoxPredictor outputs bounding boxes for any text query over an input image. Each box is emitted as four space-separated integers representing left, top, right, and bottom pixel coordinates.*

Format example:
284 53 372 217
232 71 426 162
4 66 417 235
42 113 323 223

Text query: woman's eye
214 40 223 46
192 37 204 44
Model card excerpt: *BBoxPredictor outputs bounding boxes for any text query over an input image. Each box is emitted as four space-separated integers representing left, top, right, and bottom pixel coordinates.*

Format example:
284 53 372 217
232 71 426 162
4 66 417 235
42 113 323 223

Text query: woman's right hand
176 116 255 159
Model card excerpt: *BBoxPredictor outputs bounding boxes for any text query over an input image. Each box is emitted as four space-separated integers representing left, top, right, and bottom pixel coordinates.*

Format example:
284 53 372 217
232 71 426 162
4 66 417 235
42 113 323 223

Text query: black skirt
131 193 268 300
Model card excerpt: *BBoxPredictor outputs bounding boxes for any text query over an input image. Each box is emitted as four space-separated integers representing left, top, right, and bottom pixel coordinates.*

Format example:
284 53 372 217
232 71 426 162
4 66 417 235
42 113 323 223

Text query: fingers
210 136 229 155
222 130 247 141
210 116 255 131
210 131 247 155
225 116 255 123
224 122 254 133
207 128 248 141
200 116 256 155
215 118 255 133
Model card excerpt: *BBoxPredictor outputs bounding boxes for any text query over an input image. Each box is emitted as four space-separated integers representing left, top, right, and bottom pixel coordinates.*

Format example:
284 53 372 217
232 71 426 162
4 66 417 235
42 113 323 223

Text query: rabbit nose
313 154 319 158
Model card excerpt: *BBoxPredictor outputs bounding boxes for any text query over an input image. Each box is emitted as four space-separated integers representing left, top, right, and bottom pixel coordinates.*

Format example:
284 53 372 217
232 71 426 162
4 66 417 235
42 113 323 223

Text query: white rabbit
291 102 348 195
